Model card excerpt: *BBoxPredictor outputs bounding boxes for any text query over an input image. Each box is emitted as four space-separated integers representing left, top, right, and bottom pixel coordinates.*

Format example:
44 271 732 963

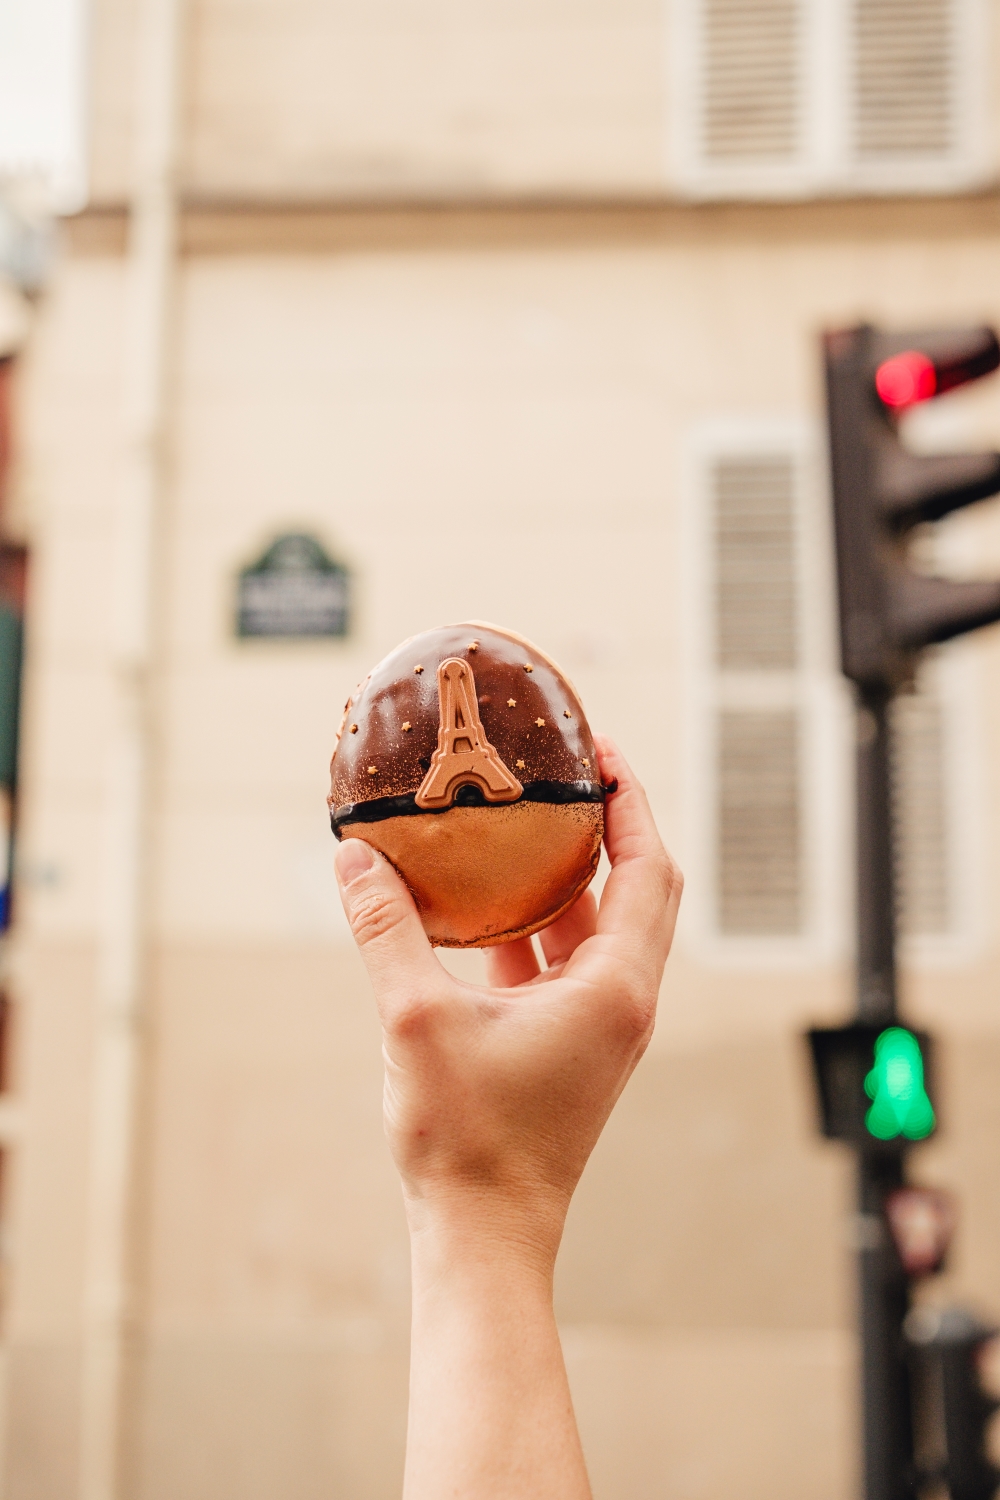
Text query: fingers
590 736 683 974
485 889 599 988
538 888 598 970
335 835 442 1013
484 935 541 988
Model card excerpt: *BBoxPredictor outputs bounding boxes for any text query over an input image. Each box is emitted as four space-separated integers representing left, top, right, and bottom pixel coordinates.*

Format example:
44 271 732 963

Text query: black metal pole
854 685 915 1500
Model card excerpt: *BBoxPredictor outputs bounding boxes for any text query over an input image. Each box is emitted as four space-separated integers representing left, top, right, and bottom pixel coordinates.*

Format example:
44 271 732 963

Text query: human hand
334 735 682 1268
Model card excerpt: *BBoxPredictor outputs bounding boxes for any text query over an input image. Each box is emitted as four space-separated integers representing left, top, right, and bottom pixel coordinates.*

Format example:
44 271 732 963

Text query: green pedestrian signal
808 1022 937 1148
864 1028 935 1142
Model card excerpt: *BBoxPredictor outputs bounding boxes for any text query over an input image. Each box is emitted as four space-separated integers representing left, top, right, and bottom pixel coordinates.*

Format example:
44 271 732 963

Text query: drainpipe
78 0 183 1494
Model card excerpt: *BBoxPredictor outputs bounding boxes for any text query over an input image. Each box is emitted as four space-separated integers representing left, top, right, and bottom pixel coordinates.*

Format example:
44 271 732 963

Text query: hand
337 735 680 1261
335 736 681 1500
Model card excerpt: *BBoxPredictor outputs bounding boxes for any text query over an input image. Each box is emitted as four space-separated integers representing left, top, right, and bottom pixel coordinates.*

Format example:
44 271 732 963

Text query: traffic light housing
824 325 1000 688
907 1307 1000 1500
808 1023 936 1152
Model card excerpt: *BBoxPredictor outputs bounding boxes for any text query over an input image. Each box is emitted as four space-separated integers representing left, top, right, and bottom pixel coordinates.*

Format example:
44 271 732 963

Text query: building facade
3 1 1000 1496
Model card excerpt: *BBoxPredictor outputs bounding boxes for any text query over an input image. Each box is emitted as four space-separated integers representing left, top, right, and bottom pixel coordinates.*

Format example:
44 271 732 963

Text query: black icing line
330 779 607 838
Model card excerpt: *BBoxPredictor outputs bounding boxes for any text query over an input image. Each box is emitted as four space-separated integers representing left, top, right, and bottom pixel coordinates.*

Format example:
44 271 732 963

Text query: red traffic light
876 351 937 408
874 327 1000 411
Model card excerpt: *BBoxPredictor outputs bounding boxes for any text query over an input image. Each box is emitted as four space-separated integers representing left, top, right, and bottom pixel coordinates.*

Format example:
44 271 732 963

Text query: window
670 0 988 198
713 454 804 936
683 424 843 960
683 424 976 963
700 0 801 166
717 707 802 934
855 0 955 159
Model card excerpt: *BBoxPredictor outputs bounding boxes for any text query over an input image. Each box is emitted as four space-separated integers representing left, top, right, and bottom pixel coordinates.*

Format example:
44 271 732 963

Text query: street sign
236 533 350 639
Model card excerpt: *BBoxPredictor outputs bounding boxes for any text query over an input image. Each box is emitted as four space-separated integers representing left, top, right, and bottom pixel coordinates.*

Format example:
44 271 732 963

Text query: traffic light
907 1307 1000 1500
864 1027 935 1143
824 325 1000 688
808 1023 936 1151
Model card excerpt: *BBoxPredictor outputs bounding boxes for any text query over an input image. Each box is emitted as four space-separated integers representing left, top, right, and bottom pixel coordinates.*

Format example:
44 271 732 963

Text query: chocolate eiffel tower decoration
415 658 523 810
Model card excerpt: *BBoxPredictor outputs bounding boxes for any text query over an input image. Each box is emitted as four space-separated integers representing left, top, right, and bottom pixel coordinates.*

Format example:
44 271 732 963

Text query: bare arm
335 737 682 1499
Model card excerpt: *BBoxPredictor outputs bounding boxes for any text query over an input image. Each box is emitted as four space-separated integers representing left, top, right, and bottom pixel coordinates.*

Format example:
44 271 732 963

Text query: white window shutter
718 708 803 934
700 0 802 163
675 0 984 196
853 0 956 159
710 452 805 937
715 456 799 669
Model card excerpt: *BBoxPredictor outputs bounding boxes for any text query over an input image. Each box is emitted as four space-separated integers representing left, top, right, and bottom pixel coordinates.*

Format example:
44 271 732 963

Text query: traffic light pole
854 685 915 1500
855 688 896 1027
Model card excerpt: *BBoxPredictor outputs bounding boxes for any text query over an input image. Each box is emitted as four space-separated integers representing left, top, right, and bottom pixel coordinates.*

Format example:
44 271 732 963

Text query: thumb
335 835 440 1006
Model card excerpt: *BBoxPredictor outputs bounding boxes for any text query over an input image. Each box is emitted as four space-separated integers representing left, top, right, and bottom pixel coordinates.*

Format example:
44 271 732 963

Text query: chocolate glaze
329 622 600 817
331 777 607 838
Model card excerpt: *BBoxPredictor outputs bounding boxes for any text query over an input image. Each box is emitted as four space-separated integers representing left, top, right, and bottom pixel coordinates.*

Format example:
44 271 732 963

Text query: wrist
405 1184 569 1292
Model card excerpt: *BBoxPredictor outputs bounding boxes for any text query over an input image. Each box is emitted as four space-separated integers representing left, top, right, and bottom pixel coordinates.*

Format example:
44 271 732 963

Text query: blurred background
1 0 1000 1497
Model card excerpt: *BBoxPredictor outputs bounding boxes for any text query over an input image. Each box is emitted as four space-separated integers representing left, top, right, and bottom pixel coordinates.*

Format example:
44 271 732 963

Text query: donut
328 622 613 947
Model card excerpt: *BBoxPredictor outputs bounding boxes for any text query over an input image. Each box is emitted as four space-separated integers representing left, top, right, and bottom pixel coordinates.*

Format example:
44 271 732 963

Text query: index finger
588 736 682 976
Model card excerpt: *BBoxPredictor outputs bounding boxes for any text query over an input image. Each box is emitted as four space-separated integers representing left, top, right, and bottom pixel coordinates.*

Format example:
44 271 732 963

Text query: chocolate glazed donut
328 622 614 947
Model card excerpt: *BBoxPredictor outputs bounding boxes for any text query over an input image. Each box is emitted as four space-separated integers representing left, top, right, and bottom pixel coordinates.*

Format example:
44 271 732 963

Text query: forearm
404 1218 592 1500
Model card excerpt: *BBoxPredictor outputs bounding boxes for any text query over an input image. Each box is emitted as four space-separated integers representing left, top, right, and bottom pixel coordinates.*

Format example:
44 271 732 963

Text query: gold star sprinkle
535 717 545 727
402 722 412 732
563 710 572 719
507 698 516 708
414 665 424 674
468 641 479 652
523 663 533 673
516 759 525 769
582 758 590 768
367 766 378 775
350 724 358 733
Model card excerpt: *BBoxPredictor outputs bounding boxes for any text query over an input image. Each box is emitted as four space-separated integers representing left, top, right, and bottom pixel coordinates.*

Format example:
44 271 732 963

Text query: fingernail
336 839 375 886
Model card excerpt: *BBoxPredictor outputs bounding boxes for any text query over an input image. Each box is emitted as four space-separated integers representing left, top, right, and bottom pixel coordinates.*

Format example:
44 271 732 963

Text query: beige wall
86 0 1000 207
87 0 668 205
4 201 1000 1496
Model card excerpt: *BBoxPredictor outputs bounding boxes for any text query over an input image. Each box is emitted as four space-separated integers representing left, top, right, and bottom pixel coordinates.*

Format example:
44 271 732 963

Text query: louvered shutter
700 0 802 162
718 709 802 933
891 670 951 936
853 0 956 158
711 454 804 937
683 0 978 194
715 456 798 669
